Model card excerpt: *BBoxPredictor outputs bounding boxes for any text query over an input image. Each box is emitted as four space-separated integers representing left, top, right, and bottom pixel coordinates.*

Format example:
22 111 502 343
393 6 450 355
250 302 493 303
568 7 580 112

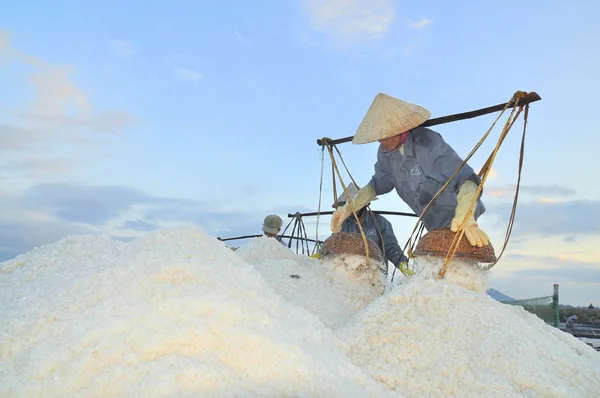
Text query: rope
315 144 326 247
439 95 527 277
298 215 310 255
331 145 338 209
295 216 300 253
332 144 388 273
391 221 424 283
316 91 531 279
324 142 372 271
399 91 529 278
440 104 523 277
405 95 515 259
488 103 529 267
287 216 299 249
281 216 295 237
313 239 322 256
332 145 360 190
366 208 388 277
328 138 415 280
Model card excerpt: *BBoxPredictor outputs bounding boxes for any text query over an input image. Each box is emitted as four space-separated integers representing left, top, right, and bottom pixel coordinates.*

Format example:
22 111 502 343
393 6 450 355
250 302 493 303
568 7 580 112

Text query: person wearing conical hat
334 183 410 275
330 93 490 247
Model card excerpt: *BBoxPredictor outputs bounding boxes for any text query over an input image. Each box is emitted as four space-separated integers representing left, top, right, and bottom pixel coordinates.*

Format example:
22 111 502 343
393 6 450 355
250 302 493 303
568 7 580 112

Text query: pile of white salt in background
1 225 599 397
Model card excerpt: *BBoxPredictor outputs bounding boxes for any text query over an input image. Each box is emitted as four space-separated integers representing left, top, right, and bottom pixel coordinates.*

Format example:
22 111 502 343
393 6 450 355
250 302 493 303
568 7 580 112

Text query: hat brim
352 93 431 145
262 226 279 234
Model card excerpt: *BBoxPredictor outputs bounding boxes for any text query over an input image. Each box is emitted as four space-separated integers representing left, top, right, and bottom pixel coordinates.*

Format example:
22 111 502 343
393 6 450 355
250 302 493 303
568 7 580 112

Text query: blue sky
1 0 599 306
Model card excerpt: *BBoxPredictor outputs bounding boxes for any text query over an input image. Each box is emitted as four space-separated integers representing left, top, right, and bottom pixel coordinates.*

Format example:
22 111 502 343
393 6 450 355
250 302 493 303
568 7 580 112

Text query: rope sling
405 91 531 277
315 139 393 274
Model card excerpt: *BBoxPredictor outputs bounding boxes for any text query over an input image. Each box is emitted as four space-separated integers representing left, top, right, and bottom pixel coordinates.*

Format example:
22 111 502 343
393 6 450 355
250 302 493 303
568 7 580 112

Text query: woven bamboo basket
320 231 384 263
413 227 497 264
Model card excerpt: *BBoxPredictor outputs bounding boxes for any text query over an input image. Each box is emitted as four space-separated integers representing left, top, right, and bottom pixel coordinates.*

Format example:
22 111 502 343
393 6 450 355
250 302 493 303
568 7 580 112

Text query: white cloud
174 66 203 82
412 18 432 29
28 67 93 117
6 157 76 175
110 39 136 57
486 184 576 199
0 29 136 180
303 0 395 39
0 31 10 53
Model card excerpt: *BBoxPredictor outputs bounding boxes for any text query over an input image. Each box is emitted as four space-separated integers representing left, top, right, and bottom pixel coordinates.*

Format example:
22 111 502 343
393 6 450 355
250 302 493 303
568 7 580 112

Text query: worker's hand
330 203 352 232
309 253 322 259
450 218 490 247
451 181 490 247
397 261 415 276
331 185 377 232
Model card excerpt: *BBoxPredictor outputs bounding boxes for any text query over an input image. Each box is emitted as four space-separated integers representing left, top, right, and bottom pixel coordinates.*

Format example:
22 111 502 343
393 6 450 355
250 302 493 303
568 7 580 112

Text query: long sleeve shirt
367 127 486 231
340 211 407 267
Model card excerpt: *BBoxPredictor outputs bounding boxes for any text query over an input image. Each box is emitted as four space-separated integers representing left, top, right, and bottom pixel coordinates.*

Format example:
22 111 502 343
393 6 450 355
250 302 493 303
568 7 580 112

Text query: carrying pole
288 210 418 218
316 92 541 146
216 234 322 244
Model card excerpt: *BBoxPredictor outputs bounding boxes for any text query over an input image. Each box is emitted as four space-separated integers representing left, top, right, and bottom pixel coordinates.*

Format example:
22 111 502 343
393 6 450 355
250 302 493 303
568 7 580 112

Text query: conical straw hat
352 93 431 144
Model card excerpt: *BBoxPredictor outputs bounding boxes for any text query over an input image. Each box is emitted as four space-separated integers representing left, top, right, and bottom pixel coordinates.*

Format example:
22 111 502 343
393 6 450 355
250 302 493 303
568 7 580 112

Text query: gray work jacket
367 127 485 231
340 211 407 267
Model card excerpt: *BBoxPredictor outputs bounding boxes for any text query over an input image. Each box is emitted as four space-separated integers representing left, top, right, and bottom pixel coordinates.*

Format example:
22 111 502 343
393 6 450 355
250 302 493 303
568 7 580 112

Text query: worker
565 315 577 333
334 183 411 275
262 214 287 246
331 93 490 247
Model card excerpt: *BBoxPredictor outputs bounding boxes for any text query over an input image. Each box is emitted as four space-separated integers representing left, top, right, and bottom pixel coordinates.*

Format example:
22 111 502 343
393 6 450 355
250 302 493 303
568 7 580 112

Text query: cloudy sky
2 0 599 306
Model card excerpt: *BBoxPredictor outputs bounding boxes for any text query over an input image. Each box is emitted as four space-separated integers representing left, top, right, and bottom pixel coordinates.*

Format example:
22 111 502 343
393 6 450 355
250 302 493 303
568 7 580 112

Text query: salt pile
337 262 600 397
1 225 599 397
0 227 392 397
237 237 384 329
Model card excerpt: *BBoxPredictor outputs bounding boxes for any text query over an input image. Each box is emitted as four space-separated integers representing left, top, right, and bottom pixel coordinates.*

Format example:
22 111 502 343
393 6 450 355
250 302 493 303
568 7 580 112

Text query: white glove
450 181 490 247
330 185 377 232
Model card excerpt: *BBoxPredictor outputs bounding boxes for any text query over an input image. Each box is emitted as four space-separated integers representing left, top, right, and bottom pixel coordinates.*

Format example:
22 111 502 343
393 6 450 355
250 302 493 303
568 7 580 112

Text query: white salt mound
237 237 383 329
0 226 392 397
336 266 600 397
1 226 599 398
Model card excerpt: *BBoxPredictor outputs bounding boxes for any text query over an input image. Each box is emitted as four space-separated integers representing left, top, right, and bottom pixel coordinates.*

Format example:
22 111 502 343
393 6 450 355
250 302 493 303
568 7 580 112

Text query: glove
397 261 415 276
309 253 321 259
330 185 377 232
450 181 490 247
